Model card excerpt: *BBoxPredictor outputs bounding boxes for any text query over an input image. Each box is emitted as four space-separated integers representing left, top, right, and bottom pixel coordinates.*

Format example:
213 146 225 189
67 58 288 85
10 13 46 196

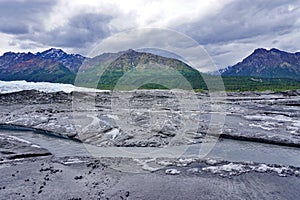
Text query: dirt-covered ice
0 89 299 147
0 89 300 199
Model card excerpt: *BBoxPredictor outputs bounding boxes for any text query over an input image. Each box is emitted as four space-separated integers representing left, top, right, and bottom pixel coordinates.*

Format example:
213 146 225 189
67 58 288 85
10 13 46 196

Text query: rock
74 175 83 180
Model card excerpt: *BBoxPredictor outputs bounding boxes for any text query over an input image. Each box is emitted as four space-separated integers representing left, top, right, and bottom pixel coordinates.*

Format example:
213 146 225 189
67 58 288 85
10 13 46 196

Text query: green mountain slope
76 49 206 90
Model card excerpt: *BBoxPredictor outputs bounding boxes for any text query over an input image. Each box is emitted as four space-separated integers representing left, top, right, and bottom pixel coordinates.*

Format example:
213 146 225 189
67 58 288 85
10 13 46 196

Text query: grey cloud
0 23 29 34
18 13 112 48
209 49 232 57
204 27 300 69
1 0 299 69
173 0 300 68
177 0 300 45
0 0 56 35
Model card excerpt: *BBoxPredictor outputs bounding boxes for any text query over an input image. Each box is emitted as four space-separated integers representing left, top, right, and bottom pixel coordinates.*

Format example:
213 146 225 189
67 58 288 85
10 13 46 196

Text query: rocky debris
0 89 299 148
0 90 71 105
74 175 83 180
0 156 122 199
1 89 300 199
0 155 300 199
222 90 300 147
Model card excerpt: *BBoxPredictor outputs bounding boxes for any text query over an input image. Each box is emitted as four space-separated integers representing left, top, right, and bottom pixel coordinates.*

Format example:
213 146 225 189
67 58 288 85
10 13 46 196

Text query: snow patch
133 158 160 172
202 162 296 177
254 164 290 175
249 123 276 131
176 158 196 167
62 158 87 165
106 128 120 140
30 144 41 149
244 114 292 122
0 134 42 148
187 168 200 173
0 134 31 144
203 163 245 174
157 160 173 166
205 159 218 165
165 168 181 175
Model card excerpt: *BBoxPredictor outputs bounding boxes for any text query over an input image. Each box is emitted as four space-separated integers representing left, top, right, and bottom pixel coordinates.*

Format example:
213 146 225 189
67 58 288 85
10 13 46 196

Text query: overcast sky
0 0 299 70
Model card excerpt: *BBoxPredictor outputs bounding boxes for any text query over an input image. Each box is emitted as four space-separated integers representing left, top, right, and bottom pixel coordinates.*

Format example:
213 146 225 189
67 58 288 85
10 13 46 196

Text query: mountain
36 48 86 73
136 48 187 63
221 48 300 80
0 56 75 83
107 49 192 71
0 49 80 83
1 47 299 91
0 48 204 89
77 49 205 89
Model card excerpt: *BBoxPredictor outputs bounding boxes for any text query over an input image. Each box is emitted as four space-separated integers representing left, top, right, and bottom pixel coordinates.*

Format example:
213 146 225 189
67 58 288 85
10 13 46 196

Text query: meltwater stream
1 128 300 167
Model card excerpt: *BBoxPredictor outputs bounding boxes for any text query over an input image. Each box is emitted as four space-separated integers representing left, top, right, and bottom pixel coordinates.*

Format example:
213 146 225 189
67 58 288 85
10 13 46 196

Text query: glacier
0 80 105 94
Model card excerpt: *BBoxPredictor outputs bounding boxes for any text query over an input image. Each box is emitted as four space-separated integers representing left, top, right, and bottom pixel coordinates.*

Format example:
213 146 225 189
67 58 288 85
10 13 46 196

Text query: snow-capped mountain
36 48 86 73
0 48 88 84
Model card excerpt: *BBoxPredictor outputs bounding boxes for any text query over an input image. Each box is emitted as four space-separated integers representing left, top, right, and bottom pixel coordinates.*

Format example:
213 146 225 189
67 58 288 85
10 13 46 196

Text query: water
207 139 300 167
0 129 90 157
1 128 300 167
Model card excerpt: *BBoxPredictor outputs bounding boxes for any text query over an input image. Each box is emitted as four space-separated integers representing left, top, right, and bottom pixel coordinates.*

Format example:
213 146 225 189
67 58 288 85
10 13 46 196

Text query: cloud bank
0 0 299 70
